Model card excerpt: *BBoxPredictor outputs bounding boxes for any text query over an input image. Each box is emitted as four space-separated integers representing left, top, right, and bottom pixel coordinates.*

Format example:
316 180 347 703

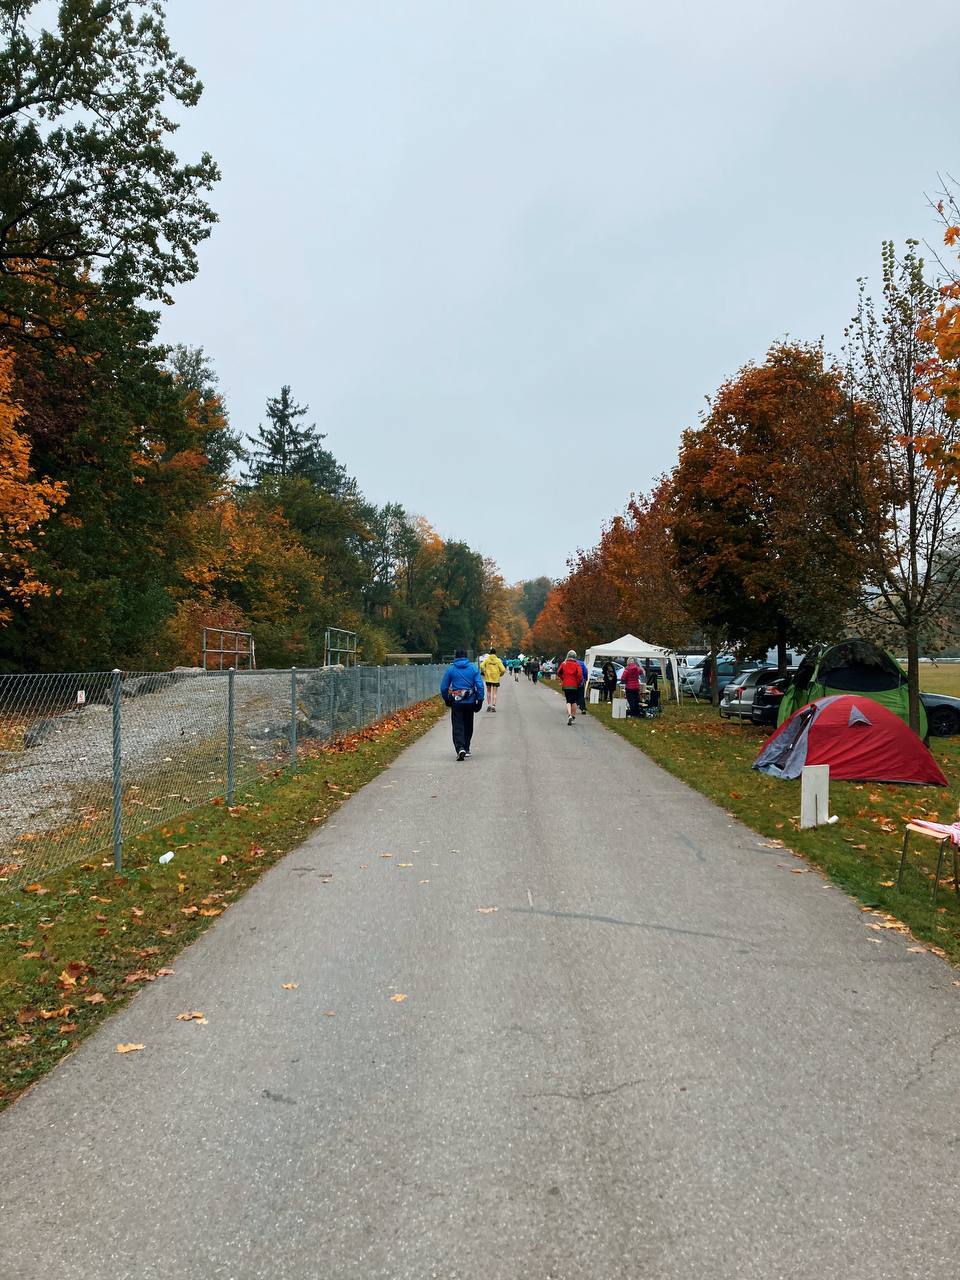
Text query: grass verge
543 677 960 964
0 697 444 1109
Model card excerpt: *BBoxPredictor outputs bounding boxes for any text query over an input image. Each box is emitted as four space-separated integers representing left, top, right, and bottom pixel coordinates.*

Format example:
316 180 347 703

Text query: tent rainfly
583 634 681 704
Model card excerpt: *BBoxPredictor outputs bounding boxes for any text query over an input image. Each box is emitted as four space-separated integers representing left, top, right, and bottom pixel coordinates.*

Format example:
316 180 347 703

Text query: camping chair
896 807 960 905
643 687 662 718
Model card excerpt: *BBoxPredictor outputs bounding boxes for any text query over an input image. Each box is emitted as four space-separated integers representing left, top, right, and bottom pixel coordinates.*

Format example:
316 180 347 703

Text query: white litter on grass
159 851 174 865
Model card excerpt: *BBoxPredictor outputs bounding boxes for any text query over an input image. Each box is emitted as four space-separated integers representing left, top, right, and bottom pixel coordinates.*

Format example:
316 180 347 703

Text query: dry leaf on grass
116 1043 144 1053
84 992 107 1005
23 883 48 894
59 1022 78 1034
156 968 175 977
390 993 407 1002
7 1034 32 1047
199 907 222 917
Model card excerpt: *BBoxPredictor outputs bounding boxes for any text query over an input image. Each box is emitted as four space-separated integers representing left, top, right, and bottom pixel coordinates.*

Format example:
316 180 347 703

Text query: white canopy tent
583 633 681 704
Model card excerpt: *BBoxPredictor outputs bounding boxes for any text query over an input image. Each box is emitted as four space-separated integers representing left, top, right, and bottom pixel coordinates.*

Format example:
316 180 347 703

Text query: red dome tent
753 694 947 786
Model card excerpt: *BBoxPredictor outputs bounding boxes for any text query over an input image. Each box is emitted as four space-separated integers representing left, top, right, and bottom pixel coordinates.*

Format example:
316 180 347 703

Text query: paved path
3 677 960 1278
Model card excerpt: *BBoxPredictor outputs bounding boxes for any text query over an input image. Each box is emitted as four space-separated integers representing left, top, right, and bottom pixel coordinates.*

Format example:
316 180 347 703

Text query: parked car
681 655 741 697
719 667 776 720
751 674 794 727
920 691 960 736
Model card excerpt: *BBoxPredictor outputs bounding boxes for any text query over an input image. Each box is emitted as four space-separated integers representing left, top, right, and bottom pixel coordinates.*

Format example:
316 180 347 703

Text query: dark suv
751 674 794 727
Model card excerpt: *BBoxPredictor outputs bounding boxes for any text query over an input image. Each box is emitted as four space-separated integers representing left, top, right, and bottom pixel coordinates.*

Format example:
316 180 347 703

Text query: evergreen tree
246 385 355 496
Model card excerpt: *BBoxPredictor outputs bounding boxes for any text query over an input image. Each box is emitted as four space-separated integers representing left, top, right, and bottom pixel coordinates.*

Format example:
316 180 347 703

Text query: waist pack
448 685 472 703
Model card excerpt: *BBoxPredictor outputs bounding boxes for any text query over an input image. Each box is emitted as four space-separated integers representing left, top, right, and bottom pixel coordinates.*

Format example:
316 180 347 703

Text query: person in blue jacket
439 649 485 761
577 656 589 715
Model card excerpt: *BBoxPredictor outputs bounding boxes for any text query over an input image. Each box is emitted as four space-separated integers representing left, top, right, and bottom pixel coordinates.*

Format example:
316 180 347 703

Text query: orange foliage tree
670 342 881 681
0 346 66 622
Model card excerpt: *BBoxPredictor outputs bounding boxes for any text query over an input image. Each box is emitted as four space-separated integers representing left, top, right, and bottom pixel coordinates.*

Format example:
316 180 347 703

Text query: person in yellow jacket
479 648 506 711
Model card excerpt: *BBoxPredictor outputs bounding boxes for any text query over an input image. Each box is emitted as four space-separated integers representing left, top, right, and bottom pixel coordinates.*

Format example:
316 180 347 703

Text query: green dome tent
776 638 926 738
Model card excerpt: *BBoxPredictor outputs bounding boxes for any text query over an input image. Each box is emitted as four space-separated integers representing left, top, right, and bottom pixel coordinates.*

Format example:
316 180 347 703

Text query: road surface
2 675 960 1279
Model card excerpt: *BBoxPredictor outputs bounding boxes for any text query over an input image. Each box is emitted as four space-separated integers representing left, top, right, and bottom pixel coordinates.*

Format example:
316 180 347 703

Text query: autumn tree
167 345 242 479
0 0 219 339
846 241 960 732
669 342 881 692
0 346 65 622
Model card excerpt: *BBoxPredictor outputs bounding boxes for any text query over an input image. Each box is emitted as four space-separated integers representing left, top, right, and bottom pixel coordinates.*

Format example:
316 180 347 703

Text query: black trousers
451 703 476 753
577 685 586 711
625 688 642 717
602 681 616 702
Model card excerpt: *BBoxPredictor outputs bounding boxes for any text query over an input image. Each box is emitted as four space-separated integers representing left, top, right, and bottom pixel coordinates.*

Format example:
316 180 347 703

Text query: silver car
719 667 776 719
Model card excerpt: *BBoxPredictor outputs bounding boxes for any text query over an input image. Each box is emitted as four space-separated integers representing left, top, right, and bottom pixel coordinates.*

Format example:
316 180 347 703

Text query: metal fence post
226 667 236 804
290 666 298 771
111 668 122 873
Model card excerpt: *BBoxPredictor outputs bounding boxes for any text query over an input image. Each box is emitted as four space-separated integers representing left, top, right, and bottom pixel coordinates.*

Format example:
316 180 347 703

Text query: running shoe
457 749 466 761
567 714 574 725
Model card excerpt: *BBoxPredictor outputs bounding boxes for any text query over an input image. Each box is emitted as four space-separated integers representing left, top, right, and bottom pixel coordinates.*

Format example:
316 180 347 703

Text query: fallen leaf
419 879 430 884
123 970 154 984
323 1010 336 1017
6 1034 32 1047
39 1005 73 1020
217 855 229 864
199 907 222 917
398 862 413 868
23 883 48 894
879 880 895 888
130 907 144 918
380 853 393 859
57 969 77 989
390 993 407 1002
281 983 299 990
59 1022 78 1034
20 951 41 959
180 905 198 916
84 992 107 1005
90 896 111 904
176 1011 206 1022
907 946 926 954
477 906 498 913
15 1009 37 1025
116 1043 144 1054
156 967 175 977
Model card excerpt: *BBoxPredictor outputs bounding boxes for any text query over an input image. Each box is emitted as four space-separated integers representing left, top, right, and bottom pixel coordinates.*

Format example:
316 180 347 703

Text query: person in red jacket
557 650 584 726
619 657 646 717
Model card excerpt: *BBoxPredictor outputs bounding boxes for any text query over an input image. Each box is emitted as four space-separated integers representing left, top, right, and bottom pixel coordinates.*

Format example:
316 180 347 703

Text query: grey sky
163 0 960 583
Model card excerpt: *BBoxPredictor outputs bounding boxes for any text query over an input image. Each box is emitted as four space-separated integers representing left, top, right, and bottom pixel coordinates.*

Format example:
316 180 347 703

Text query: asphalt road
3 676 960 1279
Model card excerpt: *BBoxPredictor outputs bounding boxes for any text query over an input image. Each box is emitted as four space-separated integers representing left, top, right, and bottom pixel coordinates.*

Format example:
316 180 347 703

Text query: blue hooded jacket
440 657 485 707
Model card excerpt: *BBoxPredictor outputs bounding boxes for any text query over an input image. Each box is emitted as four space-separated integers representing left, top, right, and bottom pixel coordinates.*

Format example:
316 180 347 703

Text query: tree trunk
776 616 788 677
906 624 921 737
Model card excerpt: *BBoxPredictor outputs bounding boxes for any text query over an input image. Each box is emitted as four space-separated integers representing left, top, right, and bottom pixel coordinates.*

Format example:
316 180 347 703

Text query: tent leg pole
897 829 910 891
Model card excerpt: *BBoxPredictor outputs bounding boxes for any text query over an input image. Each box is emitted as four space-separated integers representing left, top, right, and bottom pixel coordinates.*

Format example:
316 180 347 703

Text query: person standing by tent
619 658 645 717
529 656 541 684
601 660 618 703
440 650 485 761
557 650 584 725
479 648 506 711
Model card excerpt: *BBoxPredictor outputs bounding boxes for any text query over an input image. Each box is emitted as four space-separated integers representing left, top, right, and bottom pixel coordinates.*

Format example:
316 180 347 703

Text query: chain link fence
0 664 443 889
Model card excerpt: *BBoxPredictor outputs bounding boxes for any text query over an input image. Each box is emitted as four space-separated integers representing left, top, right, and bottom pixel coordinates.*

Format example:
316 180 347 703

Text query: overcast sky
163 0 960 583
